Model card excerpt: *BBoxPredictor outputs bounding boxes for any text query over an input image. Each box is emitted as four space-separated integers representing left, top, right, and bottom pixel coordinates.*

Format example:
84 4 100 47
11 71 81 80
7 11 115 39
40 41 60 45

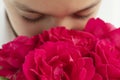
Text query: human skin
4 0 101 37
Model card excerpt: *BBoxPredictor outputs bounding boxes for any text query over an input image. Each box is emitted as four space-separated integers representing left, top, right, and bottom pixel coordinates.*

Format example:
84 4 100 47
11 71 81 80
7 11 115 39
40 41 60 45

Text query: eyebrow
14 0 101 15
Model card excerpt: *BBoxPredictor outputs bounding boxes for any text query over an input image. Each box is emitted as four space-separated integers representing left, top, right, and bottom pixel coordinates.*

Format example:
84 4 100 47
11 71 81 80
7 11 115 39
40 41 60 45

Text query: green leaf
0 76 9 80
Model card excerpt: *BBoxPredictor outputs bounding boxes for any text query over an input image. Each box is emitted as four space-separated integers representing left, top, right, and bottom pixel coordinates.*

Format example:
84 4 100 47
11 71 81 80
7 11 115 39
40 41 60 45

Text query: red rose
83 18 120 80
84 18 115 39
38 27 97 56
91 39 120 80
0 36 35 80
0 18 120 80
23 41 99 80
90 28 120 80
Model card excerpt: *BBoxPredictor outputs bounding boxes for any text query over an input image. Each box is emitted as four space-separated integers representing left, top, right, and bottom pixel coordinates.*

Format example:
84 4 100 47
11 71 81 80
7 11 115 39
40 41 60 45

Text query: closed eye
22 15 45 23
73 12 93 20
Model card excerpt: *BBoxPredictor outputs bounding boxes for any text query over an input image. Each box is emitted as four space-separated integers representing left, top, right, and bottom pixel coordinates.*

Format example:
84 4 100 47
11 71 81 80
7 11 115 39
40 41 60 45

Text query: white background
97 0 120 27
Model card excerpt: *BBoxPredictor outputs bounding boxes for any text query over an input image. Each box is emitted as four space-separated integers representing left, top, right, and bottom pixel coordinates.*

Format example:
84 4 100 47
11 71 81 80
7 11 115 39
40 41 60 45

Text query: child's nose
53 17 73 29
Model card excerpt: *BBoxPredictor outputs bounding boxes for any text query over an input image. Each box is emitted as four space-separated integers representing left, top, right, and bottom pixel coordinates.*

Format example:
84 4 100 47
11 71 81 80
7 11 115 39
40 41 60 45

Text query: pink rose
23 41 99 80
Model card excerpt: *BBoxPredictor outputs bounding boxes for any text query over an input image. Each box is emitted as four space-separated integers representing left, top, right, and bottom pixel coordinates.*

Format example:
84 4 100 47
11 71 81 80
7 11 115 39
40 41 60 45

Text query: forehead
11 0 98 16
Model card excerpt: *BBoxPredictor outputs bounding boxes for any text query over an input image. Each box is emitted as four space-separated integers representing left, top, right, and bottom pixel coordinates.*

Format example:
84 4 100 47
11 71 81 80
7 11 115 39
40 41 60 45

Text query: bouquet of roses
0 18 120 80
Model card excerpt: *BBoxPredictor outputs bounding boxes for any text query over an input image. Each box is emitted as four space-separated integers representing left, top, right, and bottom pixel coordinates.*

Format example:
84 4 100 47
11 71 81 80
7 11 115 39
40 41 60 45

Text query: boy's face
4 0 101 37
